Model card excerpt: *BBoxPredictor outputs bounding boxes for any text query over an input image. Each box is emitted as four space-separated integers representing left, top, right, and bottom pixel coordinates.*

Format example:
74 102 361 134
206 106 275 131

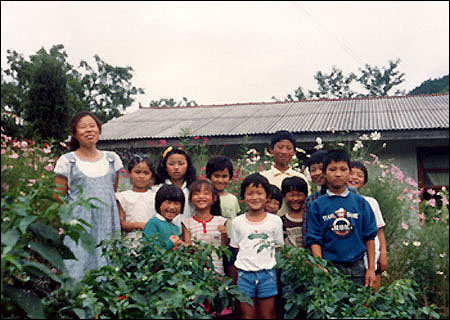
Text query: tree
148 97 198 108
357 58 405 96
1 44 144 141
273 58 406 102
308 66 357 99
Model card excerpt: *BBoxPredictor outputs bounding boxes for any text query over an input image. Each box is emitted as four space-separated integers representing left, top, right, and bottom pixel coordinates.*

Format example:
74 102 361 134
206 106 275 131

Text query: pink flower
405 177 418 188
149 141 156 146
200 166 206 172
1 149 5 155
58 228 64 235
433 217 440 221
9 153 19 159
428 198 436 207
418 213 426 222
427 189 436 195
442 197 449 206
193 136 200 140
27 179 36 186
44 164 54 172
159 139 167 146
401 222 409 230
369 154 378 164
202 137 209 143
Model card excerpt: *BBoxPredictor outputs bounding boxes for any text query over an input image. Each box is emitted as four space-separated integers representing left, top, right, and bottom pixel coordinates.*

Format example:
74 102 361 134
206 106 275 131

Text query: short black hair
307 150 328 169
267 184 283 204
154 184 185 214
69 111 102 151
240 173 270 200
270 130 296 149
127 155 154 174
206 156 234 179
322 149 351 172
350 161 369 184
281 176 308 197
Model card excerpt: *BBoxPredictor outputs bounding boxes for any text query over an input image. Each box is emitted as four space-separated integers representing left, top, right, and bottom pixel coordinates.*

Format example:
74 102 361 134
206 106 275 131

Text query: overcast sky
2 1 449 113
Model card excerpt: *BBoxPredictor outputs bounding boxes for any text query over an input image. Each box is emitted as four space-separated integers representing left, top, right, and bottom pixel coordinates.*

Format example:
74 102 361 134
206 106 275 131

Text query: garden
1 127 448 319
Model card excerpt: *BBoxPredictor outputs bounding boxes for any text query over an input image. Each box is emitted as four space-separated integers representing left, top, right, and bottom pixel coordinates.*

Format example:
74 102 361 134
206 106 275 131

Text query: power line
291 1 364 66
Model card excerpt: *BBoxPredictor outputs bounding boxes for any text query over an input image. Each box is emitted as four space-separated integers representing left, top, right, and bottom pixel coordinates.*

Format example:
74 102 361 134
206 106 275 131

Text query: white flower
79 293 88 299
403 241 409 246
440 253 446 258
115 267 119 272
337 143 345 147
412 241 421 247
3 216 10 222
314 143 324 150
296 147 307 154
315 137 322 145
360 134 369 141
436 271 444 275
370 131 381 140
382 143 387 148
69 219 80 226
352 140 363 152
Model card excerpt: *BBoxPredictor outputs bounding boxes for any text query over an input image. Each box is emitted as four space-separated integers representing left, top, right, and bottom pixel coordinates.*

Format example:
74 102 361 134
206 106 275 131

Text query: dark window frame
417 146 449 189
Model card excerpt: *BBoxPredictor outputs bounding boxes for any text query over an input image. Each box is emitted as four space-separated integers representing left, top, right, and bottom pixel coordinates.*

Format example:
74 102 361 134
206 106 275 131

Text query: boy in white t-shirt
349 161 388 291
230 173 284 319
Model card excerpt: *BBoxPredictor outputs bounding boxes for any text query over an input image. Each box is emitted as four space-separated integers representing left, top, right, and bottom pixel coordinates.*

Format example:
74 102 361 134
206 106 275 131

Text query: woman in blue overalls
54 111 123 280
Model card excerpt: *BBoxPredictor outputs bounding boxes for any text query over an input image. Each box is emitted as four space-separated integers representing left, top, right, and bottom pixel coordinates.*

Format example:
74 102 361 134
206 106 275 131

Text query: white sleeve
365 196 386 228
54 154 70 178
112 152 124 172
115 191 128 212
229 218 240 248
273 216 285 246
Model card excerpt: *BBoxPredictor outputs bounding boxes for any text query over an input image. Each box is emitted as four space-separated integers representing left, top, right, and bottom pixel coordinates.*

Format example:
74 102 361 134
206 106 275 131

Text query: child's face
285 190 306 213
265 198 281 214
159 200 182 222
130 161 153 191
325 160 350 192
190 184 214 211
74 115 100 147
244 183 267 212
348 167 365 191
310 163 326 186
210 168 230 192
166 154 188 181
270 139 295 167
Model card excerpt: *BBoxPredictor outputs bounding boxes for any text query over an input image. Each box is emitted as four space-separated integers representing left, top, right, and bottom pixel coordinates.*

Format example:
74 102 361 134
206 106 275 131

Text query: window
417 147 449 189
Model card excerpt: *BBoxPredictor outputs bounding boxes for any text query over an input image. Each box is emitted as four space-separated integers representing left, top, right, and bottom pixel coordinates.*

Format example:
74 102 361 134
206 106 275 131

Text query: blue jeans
237 269 278 298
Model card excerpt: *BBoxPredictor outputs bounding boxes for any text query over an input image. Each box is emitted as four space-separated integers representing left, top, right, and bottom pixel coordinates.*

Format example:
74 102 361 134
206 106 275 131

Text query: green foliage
148 97 198 108
308 66 357 99
1 44 144 141
408 74 449 95
1 133 97 319
44 236 251 319
276 246 440 319
357 58 405 96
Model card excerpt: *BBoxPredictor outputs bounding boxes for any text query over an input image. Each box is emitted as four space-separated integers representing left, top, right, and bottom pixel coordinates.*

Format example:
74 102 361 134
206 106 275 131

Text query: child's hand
170 235 183 246
217 225 227 234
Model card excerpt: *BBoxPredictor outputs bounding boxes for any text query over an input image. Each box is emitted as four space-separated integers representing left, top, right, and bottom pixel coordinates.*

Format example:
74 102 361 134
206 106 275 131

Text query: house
98 94 449 189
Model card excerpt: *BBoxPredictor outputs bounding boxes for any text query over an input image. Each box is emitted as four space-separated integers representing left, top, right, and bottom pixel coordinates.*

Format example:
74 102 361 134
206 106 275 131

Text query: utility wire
291 1 364 66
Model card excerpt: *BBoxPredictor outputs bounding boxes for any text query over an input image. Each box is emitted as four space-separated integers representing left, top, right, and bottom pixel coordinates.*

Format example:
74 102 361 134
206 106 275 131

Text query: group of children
54 111 388 319
112 130 387 319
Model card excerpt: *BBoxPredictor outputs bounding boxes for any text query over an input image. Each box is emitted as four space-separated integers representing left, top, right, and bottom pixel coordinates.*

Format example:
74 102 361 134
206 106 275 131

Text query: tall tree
1 44 144 140
308 66 357 99
357 58 405 96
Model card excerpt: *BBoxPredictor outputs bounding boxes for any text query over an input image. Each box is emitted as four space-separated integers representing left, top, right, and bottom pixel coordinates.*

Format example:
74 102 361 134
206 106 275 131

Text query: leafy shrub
44 236 251 318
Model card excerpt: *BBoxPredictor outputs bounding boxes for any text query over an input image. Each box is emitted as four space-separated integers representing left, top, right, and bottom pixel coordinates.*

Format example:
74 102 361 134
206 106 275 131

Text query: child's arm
117 200 146 231
365 239 376 287
377 227 388 272
218 223 229 246
181 222 192 245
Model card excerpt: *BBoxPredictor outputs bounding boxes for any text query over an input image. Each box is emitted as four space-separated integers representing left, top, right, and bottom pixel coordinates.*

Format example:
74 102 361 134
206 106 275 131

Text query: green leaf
3 284 45 319
18 215 38 234
29 241 66 271
1 228 20 249
22 260 62 283
73 308 86 319
29 221 62 244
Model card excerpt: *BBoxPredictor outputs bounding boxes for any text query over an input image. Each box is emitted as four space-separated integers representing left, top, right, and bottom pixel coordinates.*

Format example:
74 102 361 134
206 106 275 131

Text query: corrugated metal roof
99 94 449 141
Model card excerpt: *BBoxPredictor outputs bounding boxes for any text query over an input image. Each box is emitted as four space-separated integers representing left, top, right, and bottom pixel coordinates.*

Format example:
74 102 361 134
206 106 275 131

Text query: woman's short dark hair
349 161 369 184
206 156 234 179
240 173 270 200
281 176 308 197
127 155 154 174
322 149 351 172
154 147 197 187
188 179 222 216
69 111 102 151
154 184 185 214
268 184 283 204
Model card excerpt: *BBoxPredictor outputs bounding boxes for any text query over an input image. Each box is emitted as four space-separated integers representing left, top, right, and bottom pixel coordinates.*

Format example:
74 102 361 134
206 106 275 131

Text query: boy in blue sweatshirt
305 149 378 287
